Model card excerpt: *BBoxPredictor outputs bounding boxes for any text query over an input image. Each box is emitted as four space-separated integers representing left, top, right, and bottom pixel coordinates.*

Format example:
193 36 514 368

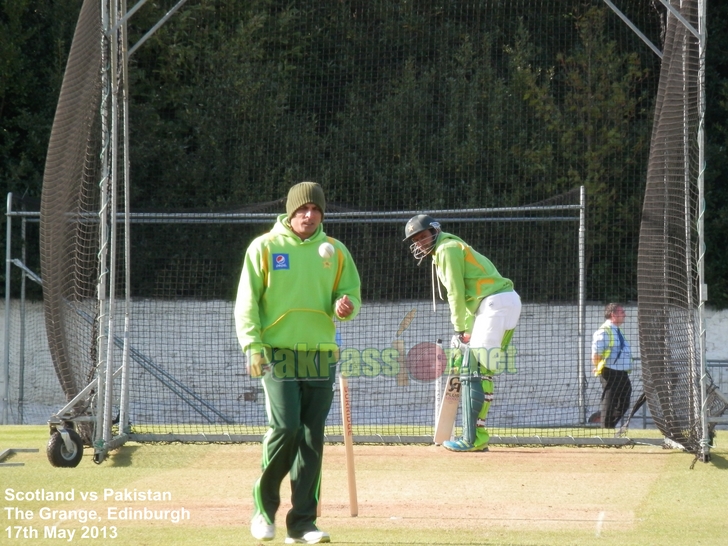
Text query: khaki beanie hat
286 182 326 219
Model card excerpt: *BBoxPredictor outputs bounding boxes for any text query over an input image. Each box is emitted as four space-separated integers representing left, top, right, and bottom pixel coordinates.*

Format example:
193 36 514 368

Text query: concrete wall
1 301 727 426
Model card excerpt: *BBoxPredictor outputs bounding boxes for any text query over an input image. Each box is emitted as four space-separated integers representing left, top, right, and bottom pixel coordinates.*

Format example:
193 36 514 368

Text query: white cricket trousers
469 290 522 349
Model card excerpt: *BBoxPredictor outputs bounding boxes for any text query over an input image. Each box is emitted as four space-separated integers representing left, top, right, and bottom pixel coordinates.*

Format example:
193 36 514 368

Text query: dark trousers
253 370 334 534
599 367 632 428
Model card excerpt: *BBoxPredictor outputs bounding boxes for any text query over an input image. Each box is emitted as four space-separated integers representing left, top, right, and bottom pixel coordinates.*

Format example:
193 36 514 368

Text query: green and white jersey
433 232 514 333
235 214 361 356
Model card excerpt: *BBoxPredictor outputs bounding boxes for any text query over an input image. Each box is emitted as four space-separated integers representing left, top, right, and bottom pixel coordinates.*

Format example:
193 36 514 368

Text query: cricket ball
318 242 335 258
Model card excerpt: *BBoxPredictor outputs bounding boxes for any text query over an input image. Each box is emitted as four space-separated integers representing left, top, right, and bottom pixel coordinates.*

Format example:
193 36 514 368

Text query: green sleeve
234 240 266 355
436 244 468 332
333 243 362 322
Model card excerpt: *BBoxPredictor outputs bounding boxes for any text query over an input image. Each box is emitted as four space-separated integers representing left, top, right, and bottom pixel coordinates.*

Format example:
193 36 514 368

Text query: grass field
1 426 727 545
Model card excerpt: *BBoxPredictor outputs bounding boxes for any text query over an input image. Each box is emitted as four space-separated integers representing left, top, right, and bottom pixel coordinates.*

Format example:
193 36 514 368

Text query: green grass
124 423 667 442
2 426 727 545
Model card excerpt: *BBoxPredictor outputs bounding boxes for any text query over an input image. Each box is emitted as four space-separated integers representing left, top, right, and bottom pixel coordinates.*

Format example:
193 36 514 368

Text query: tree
704 2 728 308
1 0 81 297
1 0 80 197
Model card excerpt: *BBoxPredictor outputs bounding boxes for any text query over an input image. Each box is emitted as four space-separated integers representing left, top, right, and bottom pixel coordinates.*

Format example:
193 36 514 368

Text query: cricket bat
433 340 466 445
339 374 358 516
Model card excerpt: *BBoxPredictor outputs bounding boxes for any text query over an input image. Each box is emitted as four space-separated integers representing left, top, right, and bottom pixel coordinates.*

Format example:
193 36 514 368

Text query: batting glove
446 347 463 374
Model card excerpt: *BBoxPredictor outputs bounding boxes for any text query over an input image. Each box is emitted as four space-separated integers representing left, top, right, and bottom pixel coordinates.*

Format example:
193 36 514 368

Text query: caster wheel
47 429 84 467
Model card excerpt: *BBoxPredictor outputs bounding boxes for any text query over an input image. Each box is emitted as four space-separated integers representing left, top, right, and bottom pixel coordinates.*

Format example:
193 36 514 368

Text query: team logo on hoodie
272 254 290 270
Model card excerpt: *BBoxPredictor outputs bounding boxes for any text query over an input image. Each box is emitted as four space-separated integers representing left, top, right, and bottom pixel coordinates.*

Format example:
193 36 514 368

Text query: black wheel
47 429 84 467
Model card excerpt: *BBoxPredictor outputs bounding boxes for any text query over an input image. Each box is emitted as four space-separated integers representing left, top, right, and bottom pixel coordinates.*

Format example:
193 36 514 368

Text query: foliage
3 1 728 307
0 0 80 196
121 1 661 301
1 0 81 297
704 3 728 308
507 8 653 300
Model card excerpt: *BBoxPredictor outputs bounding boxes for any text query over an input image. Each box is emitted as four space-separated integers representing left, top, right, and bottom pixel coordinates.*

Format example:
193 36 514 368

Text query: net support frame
23 0 719 456
85 0 134 463
99 0 706 452
14 196 719 447
2 194 14 425
2 196 39 425
695 0 710 463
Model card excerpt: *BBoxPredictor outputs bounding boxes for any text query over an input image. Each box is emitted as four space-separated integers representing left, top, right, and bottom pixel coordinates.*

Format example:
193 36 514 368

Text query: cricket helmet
403 214 441 263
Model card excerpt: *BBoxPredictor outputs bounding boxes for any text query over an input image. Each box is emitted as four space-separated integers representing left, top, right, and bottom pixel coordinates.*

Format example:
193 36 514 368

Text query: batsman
404 214 521 452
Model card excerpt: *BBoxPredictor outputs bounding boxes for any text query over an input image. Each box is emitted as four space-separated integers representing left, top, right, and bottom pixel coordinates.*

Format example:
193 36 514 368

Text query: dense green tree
502 7 654 300
1 0 82 296
2 0 727 307
704 3 728 308
1 0 80 196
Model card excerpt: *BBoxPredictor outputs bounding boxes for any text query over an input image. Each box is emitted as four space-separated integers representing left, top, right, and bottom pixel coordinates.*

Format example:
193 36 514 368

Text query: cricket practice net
25 0 713 452
637 1 715 455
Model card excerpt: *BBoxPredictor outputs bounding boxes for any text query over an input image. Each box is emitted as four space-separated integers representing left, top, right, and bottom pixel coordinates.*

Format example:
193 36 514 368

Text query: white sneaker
250 513 275 541
284 528 331 544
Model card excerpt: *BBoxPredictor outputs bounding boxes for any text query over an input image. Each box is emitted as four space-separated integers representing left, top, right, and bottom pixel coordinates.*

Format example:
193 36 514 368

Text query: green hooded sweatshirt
235 214 361 358
433 232 514 333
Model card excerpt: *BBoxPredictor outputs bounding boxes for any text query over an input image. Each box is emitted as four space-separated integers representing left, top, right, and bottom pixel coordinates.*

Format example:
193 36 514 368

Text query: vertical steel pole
118 0 132 435
96 0 112 453
577 186 587 423
697 0 710 462
100 0 121 457
2 193 13 425
18 213 27 423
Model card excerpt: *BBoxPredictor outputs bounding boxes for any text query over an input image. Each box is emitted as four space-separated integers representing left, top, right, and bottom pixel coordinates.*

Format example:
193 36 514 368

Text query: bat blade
434 343 466 445
434 373 461 444
395 308 417 338
339 375 358 516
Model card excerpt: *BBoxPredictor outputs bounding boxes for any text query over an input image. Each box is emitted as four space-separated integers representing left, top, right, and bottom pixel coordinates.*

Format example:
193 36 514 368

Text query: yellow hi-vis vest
594 322 617 377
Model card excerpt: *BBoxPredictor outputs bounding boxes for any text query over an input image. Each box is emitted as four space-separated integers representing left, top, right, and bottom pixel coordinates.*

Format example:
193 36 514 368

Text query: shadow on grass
706 452 728 469
106 445 141 467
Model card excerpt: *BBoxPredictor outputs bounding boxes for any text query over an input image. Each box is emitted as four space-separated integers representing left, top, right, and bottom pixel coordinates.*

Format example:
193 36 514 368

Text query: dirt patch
111 443 667 533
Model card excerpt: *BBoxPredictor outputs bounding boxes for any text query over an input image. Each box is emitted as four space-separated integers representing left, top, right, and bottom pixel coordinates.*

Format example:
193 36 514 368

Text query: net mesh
3 196 66 424
39 0 102 428
25 0 710 447
105 196 602 442
637 1 704 451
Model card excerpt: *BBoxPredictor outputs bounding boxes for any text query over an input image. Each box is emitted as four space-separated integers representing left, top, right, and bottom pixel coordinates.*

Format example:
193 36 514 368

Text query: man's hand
335 295 354 318
248 353 269 378
451 332 470 348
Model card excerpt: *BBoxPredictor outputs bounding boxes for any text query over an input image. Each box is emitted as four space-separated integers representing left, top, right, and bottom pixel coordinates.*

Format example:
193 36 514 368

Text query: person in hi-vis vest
592 303 632 428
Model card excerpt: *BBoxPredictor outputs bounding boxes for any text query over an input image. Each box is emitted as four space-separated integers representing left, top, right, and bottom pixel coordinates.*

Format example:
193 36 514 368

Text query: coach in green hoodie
236 182 361 544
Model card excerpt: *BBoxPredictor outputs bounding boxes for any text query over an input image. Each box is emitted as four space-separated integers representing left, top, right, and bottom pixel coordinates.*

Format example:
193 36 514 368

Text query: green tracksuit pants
253 368 335 534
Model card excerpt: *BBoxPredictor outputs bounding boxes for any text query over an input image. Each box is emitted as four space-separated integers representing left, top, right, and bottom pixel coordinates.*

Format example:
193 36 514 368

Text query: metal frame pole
100 0 119 456
95 0 112 455
696 0 710 462
118 0 133 436
18 209 28 424
577 186 587 423
2 193 13 425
